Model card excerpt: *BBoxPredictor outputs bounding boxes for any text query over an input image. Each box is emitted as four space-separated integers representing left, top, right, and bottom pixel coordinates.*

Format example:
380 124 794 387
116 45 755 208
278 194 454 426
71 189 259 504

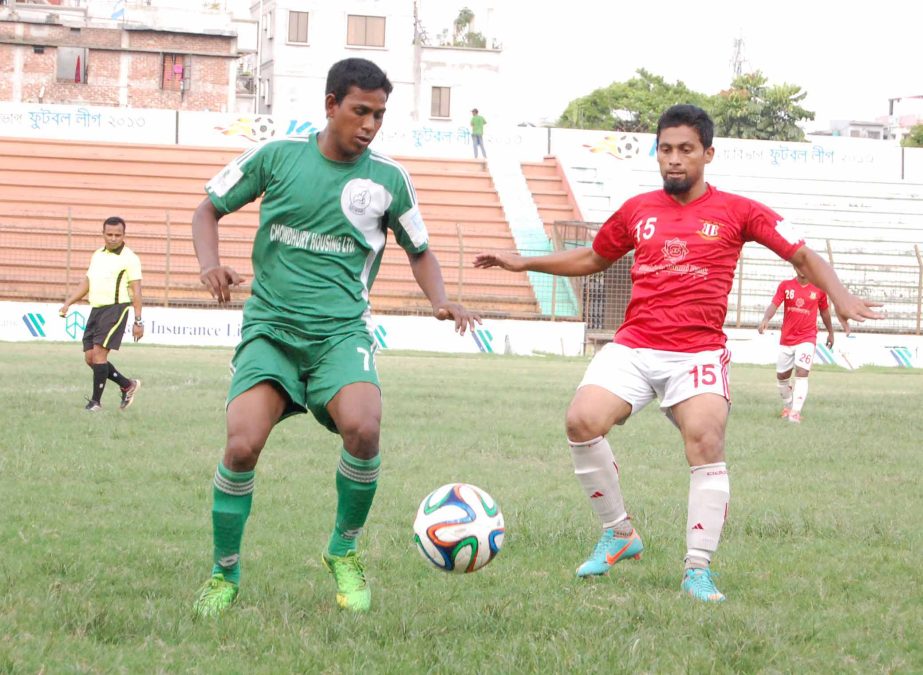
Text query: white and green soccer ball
413 483 505 573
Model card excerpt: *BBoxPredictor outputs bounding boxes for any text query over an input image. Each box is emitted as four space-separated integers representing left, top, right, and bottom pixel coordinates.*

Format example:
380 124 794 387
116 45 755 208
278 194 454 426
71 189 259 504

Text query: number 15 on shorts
686 358 729 399
688 364 717 388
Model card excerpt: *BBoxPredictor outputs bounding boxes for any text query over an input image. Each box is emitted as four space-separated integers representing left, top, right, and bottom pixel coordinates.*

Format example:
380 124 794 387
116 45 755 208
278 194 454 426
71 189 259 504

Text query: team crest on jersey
810 291 817 300
697 220 721 240
661 237 688 263
348 187 372 215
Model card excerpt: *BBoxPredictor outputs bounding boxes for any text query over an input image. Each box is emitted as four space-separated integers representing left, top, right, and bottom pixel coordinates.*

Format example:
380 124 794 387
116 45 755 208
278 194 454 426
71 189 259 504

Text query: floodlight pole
255 0 263 114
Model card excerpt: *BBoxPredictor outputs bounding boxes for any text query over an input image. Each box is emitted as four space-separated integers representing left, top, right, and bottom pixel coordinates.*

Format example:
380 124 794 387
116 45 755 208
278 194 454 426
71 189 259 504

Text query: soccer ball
250 116 275 141
615 134 641 159
413 483 505 573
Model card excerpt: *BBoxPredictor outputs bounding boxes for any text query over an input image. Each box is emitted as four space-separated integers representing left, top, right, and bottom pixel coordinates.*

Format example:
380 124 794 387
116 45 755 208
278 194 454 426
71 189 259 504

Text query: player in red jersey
758 268 835 423
474 104 881 602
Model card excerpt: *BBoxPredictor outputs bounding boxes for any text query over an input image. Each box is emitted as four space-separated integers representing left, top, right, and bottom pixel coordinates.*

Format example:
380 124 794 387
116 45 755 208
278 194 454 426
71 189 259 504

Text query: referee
59 216 143 411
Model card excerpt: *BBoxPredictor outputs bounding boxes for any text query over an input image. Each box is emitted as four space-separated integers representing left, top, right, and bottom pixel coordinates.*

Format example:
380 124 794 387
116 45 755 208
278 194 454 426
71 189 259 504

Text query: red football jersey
771 278 828 346
593 184 804 352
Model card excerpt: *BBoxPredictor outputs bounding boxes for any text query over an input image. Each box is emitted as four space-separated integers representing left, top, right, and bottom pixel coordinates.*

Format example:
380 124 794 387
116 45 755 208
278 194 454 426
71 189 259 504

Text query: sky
420 0 921 129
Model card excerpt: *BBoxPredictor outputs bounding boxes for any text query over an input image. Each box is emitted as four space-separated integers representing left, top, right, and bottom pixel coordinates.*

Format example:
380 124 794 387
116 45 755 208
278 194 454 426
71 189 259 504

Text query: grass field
1 342 921 673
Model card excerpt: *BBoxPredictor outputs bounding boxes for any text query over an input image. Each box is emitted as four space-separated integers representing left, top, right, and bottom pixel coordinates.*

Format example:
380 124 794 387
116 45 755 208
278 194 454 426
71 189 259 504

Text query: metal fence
1 216 920 335
547 221 923 337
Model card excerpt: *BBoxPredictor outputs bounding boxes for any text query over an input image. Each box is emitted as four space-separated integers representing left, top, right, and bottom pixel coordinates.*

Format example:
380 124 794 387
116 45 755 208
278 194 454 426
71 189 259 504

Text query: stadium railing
1 215 920 338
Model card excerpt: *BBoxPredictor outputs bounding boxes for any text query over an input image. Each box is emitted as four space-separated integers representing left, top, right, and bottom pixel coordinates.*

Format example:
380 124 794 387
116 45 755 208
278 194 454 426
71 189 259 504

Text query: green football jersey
206 134 429 336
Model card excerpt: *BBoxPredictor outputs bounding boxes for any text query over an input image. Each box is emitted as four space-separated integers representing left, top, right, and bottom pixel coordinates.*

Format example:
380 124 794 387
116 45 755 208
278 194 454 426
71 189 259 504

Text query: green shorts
227 324 380 433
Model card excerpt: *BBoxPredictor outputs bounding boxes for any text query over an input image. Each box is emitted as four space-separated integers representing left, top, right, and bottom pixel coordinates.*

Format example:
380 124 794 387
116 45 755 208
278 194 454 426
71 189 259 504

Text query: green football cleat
681 567 726 603
322 551 371 612
193 573 239 617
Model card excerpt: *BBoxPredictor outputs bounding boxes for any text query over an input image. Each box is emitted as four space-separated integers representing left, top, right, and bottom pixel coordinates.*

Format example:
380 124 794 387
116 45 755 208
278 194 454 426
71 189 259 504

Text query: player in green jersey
191 58 480 616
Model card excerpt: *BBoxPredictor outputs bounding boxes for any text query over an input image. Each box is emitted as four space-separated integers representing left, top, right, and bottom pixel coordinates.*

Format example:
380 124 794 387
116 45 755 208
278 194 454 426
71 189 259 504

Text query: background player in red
758 266 835 423
474 104 881 603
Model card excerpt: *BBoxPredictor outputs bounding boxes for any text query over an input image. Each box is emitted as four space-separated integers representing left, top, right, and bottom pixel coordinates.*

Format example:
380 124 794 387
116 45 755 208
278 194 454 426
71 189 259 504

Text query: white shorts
578 343 732 418
776 341 816 373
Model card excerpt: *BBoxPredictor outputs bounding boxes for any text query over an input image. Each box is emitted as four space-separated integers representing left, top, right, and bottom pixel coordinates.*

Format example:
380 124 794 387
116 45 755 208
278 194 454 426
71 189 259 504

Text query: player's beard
663 176 694 195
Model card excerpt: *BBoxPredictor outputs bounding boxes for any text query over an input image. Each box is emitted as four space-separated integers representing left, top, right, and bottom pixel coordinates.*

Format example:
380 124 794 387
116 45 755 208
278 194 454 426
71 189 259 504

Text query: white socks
686 462 729 563
777 377 793 406
569 436 630 531
571 440 730 567
791 377 809 413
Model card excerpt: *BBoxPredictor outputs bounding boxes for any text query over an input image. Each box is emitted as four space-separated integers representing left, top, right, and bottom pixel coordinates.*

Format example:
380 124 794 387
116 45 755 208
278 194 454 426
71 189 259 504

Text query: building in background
822 120 887 140
0 0 503 121
248 0 502 123
0 0 257 111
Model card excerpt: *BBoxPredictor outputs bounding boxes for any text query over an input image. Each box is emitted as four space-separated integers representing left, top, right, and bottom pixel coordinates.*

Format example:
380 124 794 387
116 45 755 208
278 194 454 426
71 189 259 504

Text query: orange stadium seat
0 137 545 318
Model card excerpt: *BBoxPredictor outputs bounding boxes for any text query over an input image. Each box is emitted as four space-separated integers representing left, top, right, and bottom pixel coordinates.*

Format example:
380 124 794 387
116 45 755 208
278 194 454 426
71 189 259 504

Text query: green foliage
557 69 711 132
436 6 487 49
712 71 815 141
1 343 921 672
558 69 816 142
901 123 923 147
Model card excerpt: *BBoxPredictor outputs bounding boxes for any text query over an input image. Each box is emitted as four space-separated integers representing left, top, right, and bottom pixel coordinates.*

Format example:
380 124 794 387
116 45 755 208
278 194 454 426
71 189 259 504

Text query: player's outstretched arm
192 197 242 304
757 303 778 333
790 247 883 333
408 248 481 335
474 247 611 277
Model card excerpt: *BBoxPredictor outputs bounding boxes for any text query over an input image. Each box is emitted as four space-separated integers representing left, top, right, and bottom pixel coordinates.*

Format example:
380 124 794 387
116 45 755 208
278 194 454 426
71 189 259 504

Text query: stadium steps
0 137 542 317
521 156 584 241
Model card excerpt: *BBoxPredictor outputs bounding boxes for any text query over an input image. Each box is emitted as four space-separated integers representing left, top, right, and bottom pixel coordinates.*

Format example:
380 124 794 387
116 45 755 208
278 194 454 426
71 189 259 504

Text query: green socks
210 463 254 585
327 449 380 557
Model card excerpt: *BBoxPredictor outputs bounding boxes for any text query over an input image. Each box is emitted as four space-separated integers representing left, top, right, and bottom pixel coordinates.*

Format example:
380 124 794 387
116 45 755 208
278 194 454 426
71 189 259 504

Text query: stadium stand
557 156 923 331
0 137 543 318
520 156 583 240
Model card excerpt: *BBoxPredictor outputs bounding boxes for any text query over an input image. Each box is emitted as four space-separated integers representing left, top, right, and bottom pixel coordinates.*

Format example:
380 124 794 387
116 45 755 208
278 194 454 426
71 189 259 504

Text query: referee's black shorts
83 303 131 351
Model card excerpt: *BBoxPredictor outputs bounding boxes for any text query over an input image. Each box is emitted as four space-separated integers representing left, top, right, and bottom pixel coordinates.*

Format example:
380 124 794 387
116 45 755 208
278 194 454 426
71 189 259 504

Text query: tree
556 69 711 132
436 7 487 49
712 72 814 141
901 124 923 147
557 69 816 142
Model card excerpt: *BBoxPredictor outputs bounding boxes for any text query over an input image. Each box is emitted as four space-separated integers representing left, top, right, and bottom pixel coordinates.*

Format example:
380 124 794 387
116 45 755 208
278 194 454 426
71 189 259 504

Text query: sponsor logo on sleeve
207 162 244 198
775 219 803 244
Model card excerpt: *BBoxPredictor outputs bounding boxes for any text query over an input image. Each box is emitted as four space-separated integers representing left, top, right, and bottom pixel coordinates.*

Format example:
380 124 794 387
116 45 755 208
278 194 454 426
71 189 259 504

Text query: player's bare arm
758 302 779 333
129 279 144 342
789 247 883 331
192 197 243 304
59 276 90 317
474 247 612 277
820 307 835 348
408 248 481 335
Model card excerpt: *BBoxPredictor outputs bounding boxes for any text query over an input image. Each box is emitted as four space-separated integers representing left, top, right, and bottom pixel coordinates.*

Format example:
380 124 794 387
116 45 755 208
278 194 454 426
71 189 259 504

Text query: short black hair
656 104 714 149
103 216 126 230
325 58 393 104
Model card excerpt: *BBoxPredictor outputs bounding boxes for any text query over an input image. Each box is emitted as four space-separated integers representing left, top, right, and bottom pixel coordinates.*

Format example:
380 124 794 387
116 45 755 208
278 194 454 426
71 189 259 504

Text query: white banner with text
2 302 920 368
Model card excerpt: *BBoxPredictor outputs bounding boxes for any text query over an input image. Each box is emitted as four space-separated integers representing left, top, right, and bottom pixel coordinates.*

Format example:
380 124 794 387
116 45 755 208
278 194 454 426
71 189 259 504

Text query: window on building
162 54 187 91
347 15 385 47
431 87 450 118
56 47 87 84
288 10 308 43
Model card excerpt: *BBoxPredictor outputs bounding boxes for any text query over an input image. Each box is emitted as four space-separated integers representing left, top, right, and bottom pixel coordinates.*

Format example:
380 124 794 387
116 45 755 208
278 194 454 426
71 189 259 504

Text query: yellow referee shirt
86 245 143 307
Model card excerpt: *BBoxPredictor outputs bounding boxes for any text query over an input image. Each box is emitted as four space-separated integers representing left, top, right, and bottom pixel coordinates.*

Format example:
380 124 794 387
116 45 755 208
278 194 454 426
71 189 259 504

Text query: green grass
1 342 921 673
